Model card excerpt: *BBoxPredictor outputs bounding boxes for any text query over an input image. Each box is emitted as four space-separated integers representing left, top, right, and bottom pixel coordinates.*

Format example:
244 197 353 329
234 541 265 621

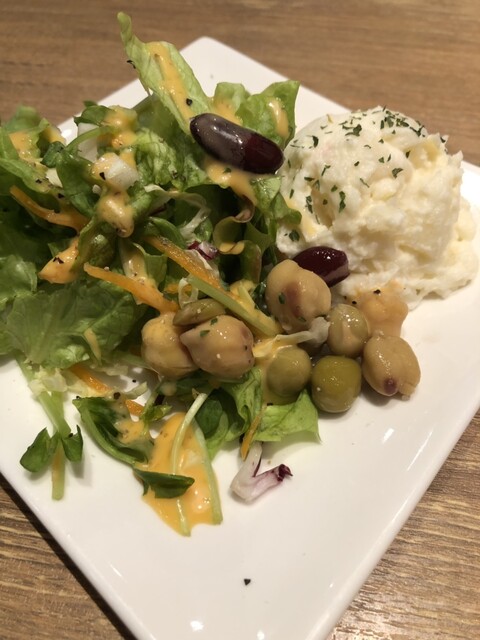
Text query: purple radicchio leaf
230 442 292 502
188 240 218 260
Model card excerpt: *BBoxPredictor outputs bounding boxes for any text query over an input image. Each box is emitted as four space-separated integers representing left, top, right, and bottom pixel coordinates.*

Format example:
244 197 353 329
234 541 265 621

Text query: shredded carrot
240 407 265 460
144 235 224 291
10 185 88 232
84 263 178 313
70 363 143 417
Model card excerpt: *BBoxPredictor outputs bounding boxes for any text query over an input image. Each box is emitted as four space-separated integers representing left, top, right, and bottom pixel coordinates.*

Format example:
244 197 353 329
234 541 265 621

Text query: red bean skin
190 113 284 174
293 246 349 287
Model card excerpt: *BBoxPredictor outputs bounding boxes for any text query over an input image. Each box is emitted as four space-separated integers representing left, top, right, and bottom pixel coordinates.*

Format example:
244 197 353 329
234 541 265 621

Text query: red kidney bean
293 246 349 287
190 113 284 174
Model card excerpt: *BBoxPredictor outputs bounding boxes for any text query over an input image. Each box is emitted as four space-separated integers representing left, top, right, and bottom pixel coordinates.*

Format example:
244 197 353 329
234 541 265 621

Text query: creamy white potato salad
277 108 477 308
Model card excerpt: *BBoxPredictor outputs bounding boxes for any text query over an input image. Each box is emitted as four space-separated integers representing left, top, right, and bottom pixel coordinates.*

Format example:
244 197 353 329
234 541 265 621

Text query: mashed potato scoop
277 106 478 307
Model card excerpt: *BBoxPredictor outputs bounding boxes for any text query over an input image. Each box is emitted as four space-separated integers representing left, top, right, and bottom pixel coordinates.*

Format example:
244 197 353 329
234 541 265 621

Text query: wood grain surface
1 1 479 639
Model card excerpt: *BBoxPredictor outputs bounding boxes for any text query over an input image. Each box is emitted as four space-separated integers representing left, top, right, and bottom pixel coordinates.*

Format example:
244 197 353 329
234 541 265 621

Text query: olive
362 334 420 397
173 298 225 326
311 355 362 413
293 246 349 287
327 304 370 358
265 346 312 398
190 113 284 174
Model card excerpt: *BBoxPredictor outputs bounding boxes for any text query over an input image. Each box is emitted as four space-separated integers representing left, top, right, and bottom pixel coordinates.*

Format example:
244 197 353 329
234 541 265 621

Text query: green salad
0 14 330 530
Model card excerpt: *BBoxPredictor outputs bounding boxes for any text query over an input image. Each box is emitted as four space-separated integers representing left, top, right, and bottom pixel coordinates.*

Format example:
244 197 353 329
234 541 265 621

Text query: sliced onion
104 155 139 191
230 442 292 502
77 122 99 162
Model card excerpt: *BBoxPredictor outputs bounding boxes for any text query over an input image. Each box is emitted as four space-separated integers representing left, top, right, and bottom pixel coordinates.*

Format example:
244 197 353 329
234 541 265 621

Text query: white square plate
1 37 480 640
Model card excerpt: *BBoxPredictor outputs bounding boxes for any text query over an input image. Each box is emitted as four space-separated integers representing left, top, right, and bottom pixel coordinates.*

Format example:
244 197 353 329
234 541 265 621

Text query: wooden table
1 1 479 638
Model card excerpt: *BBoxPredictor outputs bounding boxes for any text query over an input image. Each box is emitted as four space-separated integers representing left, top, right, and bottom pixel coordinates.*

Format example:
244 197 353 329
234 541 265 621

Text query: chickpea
311 355 362 413
327 304 370 358
362 334 420 397
180 315 254 379
265 260 331 334
141 312 197 380
355 289 408 337
265 346 312 399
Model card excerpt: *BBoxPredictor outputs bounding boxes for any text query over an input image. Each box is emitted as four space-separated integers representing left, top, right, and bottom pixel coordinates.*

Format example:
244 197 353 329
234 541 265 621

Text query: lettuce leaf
193 368 320 455
0 255 37 311
134 468 194 498
0 107 54 196
118 12 212 133
236 80 299 147
74 396 153 465
259 390 320 442
2 278 147 367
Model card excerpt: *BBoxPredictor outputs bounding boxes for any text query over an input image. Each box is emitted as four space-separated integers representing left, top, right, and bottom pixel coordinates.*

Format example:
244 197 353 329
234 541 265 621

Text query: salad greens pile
0 13 320 514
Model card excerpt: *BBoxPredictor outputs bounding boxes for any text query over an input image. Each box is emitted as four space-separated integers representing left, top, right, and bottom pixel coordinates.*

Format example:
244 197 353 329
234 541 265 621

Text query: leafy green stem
51 441 66 501
16 356 83 500
171 392 209 474
170 392 209 536
188 275 279 337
